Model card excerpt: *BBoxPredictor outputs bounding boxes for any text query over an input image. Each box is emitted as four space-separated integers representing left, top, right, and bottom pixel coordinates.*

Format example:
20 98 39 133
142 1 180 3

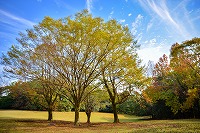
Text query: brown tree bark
112 102 119 123
48 105 53 121
86 111 91 124
74 104 80 126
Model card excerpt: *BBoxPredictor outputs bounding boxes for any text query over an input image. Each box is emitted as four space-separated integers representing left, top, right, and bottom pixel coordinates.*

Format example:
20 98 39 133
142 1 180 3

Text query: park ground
0 110 200 133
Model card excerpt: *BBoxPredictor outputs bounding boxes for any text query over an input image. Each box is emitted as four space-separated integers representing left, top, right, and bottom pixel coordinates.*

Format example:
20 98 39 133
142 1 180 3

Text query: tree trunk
74 104 80 126
48 106 53 121
86 111 91 124
112 103 119 123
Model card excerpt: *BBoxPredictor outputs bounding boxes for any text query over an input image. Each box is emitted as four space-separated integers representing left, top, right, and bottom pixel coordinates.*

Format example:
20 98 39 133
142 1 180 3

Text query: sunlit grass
0 110 200 133
0 110 142 122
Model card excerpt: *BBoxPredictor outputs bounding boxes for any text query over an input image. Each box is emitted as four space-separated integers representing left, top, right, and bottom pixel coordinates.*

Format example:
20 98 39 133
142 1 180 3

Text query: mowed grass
0 110 200 133
0 110 142 122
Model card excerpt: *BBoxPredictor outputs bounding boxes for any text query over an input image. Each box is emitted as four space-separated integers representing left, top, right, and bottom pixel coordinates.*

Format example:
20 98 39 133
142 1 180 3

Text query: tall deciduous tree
170 38 200 115
144 38 200 119
1 44 61 121
101 46 146 123
1 10 140 125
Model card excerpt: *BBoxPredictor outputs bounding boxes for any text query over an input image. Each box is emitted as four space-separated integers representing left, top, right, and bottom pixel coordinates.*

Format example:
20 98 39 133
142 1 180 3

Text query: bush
117 95 151 116
0 95 14 109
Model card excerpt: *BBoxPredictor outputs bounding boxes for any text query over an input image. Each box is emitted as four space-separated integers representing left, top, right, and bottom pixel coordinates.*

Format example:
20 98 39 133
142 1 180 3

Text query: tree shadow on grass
102 114 151 123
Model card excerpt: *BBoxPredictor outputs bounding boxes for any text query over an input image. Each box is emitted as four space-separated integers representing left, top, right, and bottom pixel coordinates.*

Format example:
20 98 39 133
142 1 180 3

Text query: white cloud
128 13 132 16
109 11 114 19
0 9 36 44
136 32 143 43
146 19 153 32
138 0 197 41
119 19 125 23
138 46 167 64
131 14 143 35
149 38 156 46
0 9 38 59
0 10 37 79
86 0 93 13
110 11 114 15
137 0 200 64
146 1 180 30
0 9 36 27
138 40 170 64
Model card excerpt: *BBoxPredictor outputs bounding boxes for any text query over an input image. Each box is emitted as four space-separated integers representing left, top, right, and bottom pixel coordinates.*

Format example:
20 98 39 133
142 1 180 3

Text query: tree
144 38 200 119
84 88 107 124
170 38 200 117
1 43 62 121
47 11 132 125
145 54 182 117
1 10 138 125
46 11 139 125
0 81 40 110
0 85 14 109
101 47 146 123
30 80 61 121
118 94 151 116
1 17 63 121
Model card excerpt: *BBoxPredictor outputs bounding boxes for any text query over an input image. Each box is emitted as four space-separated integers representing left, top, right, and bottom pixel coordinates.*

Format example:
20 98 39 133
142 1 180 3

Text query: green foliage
1 9 142 125
117 95 151 116
151 100 174 119
0 82 41 110
144 38 200 119
0 94 14 109
56 96 72 112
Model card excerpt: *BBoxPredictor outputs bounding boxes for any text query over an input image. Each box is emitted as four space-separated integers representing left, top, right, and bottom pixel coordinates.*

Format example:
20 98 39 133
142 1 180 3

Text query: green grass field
0 110 200 133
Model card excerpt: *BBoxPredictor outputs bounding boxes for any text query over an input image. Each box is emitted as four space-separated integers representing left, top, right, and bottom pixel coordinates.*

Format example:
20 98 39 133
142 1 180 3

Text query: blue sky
0 0 200 84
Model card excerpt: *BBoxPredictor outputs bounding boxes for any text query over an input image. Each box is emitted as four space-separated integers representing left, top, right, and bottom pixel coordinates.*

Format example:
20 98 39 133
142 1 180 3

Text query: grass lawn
0 110 200 133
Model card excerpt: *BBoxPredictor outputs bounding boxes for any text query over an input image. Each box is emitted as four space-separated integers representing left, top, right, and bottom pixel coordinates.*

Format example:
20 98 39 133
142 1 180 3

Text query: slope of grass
0 110 200 133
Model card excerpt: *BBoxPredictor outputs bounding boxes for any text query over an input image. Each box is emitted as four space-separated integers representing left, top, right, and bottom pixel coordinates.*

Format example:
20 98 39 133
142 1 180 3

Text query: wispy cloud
131 14 144 43
0 9 36 56
131 14 143 35
54 0 75 11
86 0 93 13
138 0 196 40
0 10 37 78
119 19 125 23
0 9 36 27
109 10 114 19
128 13 132 16
146 1 181 31
136 0 200 64
0 31 17 41
192 16 200 22
146 18 153 32
110 11 114 15
0 9 36 43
